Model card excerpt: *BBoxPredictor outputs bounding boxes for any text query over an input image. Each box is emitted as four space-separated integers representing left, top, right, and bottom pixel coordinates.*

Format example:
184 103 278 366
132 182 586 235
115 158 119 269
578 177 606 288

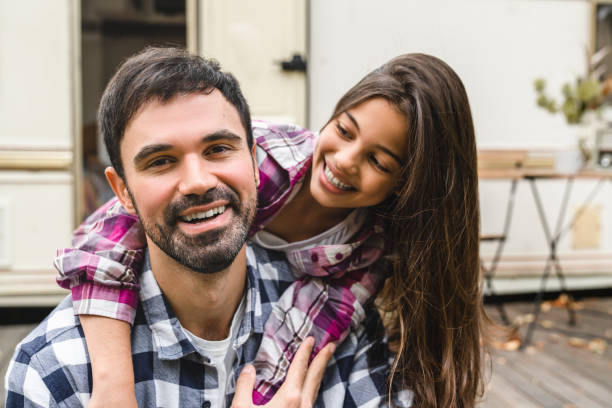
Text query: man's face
107 91 258 274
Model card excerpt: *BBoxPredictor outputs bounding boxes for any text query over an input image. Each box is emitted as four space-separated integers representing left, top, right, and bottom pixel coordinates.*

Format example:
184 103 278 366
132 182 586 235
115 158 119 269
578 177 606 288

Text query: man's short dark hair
99 46 253 179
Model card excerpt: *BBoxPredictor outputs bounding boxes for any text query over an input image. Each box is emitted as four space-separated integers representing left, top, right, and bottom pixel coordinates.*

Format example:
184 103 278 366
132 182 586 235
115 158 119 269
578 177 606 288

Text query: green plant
534 47 611 124
534 77 602 124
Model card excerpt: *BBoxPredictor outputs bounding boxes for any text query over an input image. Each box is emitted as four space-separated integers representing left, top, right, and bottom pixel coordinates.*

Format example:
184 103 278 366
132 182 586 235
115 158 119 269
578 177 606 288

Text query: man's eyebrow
202 130 244 144
133 144 173 166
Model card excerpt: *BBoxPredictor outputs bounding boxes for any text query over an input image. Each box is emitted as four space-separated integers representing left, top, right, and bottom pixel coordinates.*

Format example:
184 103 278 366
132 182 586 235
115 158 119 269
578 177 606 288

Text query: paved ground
1 297 611 407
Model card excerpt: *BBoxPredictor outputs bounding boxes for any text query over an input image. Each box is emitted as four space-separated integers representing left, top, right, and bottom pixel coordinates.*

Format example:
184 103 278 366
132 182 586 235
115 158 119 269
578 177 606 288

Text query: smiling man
5 47 403 408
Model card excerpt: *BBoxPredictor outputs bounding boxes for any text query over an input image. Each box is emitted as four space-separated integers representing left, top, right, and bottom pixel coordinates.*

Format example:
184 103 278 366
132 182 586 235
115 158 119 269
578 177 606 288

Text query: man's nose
177 156 217 196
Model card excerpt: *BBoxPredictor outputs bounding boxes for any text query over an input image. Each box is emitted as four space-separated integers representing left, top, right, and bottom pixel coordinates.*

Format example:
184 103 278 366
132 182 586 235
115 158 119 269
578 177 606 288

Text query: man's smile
179 204 227 223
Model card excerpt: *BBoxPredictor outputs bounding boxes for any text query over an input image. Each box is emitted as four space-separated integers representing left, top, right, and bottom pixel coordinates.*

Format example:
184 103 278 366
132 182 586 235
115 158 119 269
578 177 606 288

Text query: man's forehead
123 91 247 145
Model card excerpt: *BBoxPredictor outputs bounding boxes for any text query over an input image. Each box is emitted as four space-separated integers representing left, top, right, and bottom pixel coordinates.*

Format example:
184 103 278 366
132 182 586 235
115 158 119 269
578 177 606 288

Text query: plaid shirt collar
139 247 265 362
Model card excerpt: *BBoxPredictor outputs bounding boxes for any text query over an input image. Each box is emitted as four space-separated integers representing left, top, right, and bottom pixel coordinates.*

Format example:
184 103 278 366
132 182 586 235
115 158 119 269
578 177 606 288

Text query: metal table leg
481 178 519 325
522 176 606 348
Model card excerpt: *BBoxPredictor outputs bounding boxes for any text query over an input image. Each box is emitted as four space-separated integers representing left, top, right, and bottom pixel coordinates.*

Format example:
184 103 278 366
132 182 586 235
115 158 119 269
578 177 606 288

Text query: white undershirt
250 208 367 253
181 294 246 408
250 177 367 253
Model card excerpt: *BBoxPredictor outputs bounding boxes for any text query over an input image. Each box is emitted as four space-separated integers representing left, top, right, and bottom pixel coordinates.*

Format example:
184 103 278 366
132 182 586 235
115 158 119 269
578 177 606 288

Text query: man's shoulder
246 243 295 283
6 296 91 407
16 296 83 358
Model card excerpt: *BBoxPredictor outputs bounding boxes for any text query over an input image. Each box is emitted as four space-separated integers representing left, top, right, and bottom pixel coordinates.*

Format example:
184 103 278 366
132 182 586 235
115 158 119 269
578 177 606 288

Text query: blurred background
1 1 612 406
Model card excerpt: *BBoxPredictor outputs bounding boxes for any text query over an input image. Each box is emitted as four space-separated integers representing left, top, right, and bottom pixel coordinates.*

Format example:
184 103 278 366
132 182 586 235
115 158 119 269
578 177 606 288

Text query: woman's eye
369 154 391 173
336 123 350 138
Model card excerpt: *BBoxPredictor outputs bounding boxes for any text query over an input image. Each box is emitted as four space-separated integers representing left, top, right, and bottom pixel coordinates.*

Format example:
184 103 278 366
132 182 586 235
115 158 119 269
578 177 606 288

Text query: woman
56 52 485 407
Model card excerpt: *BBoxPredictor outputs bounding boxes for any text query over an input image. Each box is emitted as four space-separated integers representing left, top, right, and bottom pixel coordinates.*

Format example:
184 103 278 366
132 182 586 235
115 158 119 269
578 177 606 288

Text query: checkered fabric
9 245 412 407
54 120 387 404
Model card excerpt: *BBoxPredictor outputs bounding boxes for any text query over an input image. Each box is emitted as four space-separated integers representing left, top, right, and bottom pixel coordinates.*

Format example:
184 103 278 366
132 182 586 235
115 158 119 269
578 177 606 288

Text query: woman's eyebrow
345 111 360 131
376 145 403 166
344 111 403 165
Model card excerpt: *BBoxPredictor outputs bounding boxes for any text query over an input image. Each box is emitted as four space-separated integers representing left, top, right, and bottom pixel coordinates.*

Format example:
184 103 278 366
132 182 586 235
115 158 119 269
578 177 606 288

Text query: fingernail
329 343 336 353
242 364 254 375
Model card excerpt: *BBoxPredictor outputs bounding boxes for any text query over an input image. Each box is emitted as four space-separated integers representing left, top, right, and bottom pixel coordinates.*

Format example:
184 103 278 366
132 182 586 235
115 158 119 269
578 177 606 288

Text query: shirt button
202 401 211 408
335 253 343 260
311 253 318 262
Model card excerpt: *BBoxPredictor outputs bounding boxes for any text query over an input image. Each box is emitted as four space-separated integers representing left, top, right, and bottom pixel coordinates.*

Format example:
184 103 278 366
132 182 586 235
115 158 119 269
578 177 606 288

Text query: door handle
279 54 307 72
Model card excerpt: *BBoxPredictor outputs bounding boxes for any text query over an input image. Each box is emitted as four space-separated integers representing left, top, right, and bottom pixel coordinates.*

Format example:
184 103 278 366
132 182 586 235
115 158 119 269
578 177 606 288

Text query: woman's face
310 97 408 209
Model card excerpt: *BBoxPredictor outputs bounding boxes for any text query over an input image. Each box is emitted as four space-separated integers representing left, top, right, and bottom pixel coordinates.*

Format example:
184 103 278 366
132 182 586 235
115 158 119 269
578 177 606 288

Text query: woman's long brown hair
329 54 485 407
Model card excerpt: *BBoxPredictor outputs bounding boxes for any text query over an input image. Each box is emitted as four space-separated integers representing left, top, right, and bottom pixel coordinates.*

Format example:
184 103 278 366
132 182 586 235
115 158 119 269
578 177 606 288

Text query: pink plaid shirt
55 121 386 404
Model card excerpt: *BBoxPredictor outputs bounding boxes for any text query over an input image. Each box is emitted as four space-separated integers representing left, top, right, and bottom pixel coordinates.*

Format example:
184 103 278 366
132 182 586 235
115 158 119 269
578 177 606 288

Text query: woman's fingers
231 338 335 408
231 364 256 407
283 336 315 388
301 342 335 407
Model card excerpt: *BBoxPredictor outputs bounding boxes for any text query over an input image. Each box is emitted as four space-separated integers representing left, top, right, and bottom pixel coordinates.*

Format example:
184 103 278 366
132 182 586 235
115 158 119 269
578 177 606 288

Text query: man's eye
147 157 173 168
207 144 232 155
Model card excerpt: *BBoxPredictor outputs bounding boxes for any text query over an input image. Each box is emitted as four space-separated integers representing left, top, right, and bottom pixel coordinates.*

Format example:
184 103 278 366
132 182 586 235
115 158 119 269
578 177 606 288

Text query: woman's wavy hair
329 54 485 407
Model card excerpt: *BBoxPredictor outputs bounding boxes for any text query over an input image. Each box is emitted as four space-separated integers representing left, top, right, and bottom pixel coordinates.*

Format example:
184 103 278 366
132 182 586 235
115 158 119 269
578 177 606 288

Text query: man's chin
147 223 248 274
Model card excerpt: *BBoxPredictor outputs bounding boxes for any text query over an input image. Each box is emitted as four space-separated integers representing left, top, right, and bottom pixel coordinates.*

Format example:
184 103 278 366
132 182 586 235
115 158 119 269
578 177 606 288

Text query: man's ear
251 143 260 187
105 167 137 214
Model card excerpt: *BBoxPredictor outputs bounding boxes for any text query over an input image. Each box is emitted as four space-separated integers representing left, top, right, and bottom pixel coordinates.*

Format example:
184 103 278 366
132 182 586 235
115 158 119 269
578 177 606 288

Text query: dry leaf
490 328 522 351
568 337 588 348
540 320 555 329
496 357 507 366
513 313 535 326
572 301 584 310
540 302 552 312
551 294 570 307
525 346 537 355
588 338 607 354
548 333 563 343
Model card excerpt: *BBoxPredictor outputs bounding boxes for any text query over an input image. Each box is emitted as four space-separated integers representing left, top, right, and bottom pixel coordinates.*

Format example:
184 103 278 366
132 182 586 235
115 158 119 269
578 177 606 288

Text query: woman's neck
264 172 352 242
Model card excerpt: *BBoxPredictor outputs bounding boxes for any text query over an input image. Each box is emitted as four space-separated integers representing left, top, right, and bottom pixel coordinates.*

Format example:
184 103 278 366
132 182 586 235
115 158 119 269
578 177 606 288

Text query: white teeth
182 205 226 222
324 165 353 191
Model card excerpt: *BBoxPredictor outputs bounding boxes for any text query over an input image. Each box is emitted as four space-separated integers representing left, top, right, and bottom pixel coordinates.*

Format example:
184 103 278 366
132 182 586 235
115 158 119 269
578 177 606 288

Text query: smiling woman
55 49 484 408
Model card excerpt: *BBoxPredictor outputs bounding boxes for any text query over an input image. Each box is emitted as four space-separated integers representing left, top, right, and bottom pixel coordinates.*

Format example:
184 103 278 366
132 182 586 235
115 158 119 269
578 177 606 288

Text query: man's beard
131 186 256 274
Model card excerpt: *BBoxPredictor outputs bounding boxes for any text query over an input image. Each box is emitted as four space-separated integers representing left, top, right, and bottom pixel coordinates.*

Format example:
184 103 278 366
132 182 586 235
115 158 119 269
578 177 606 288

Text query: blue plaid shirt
6 244 412 407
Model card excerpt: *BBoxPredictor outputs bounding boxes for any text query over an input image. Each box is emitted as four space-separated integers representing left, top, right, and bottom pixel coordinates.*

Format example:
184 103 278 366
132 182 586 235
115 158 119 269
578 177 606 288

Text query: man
5 47 407 407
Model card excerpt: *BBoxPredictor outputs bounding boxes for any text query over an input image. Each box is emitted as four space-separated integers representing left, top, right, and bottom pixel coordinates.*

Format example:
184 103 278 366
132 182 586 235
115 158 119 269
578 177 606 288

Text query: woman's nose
334 147 359 175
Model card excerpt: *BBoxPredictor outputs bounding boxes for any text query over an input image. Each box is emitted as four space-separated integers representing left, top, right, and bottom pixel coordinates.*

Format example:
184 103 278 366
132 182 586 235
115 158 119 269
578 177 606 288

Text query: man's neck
147 243 247 341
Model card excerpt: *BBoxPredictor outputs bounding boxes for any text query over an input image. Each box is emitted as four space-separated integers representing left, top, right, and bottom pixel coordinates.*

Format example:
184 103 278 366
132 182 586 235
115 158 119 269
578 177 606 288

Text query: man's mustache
163 187 240 225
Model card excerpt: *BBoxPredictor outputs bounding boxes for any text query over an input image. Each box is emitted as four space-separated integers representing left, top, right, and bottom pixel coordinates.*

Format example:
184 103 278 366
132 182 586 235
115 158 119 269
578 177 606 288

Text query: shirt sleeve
54 197 146 324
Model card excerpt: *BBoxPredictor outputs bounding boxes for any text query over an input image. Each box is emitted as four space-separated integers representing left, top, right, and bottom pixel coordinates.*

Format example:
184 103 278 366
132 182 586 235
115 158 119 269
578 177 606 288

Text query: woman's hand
231 337 335 408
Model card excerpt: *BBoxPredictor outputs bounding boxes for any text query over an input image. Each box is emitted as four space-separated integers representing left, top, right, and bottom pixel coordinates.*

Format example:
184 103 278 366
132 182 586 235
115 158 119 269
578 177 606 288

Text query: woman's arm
81 315 137 408
54 197 147 407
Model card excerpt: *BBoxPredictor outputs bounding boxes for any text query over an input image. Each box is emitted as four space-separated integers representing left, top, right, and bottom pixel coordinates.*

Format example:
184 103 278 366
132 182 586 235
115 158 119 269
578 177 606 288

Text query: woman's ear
104 167 137 214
